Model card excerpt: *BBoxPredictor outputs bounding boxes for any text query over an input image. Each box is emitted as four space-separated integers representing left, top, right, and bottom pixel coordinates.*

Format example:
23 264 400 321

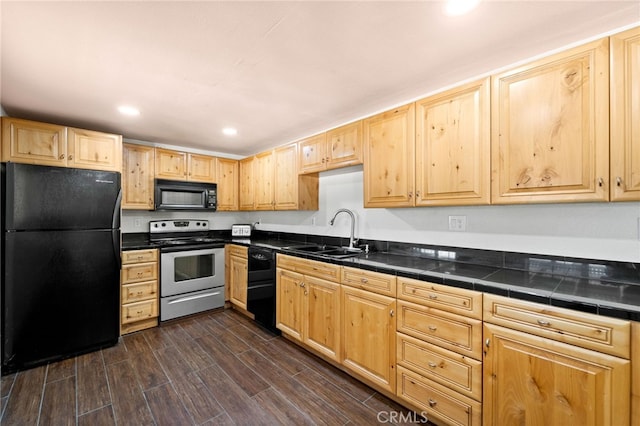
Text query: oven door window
174 253 214 282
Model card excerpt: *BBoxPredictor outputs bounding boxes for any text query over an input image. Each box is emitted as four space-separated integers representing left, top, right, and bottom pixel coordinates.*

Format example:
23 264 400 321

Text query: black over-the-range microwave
154 179 217 211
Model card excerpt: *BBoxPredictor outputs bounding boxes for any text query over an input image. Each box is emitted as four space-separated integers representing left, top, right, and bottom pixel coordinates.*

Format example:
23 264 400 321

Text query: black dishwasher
247 247 280 334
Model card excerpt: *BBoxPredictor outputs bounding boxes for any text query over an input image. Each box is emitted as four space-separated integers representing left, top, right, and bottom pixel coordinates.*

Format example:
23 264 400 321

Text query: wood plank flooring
0 309 430 425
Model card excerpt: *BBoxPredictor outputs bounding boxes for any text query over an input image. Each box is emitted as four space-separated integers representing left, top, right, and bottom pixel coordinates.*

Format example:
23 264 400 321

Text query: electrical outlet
134 218 142 229
448 215 467 232
311 216 316 226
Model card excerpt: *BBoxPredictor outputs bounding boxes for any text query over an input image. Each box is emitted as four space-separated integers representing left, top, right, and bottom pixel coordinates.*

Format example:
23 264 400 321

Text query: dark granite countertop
122 231 640 321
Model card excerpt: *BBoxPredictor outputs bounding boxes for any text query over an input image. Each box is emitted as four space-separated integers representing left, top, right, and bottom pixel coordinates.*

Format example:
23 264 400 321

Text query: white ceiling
1 1 639 157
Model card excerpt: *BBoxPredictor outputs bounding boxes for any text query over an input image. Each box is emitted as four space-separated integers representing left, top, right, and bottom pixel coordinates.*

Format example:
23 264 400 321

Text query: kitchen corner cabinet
227 244 248 310
216 157 239 211
363 103 416 208
1 117 122 172
155 147 216 183
298 121 363 174
491 37 610 204
122 143 155 210
120 249 159 334
415 78 490 206
483 294 631 426
239 156 255 210
610 26 640 201
276 254 341 362
274 143 319 210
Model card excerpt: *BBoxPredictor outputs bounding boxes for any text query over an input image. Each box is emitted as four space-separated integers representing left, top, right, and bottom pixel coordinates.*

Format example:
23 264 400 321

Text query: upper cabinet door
298 133 327 174
254 150 275 210
155 148 187 180
1 117 67 167
611 27 640 201
415 78 490 206
274 143 299 210
491 38 610 204
363 103 416 208
122 143 155 210
67 127 122 172
216 157 239 211
187 153 216 183
326 121 363 170
239 156 255 211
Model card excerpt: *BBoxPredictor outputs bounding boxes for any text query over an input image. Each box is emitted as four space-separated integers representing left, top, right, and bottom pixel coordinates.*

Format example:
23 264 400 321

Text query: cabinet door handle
428 362 437 369
598 177 604 187
616 177 622 187
428 294 438 299
537 319 551 326
59 154 65 160
408 191 413 198
428 325 437 332
389 309 394 317
299 282 305 288
68 154 73 160
428 399 437 407
416 190 420 198
485 338 490 348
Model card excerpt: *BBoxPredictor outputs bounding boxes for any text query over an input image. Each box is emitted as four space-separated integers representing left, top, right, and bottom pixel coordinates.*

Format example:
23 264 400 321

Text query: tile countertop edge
122 234 640 321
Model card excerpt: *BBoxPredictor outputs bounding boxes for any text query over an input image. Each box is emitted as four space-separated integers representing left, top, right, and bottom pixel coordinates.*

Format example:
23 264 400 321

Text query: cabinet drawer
397 277 482 319
121 262 158 284
121 299 158 324
484 294 631 359
277 254 340 281
226 244 248 258
397 333 482 401
341 266 396 297
397 366 481 426
122 249 158 264
122 280 157 304
397 300 482 359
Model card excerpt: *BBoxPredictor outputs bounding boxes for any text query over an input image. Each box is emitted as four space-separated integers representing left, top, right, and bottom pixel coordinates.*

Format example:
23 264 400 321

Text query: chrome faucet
329 208 358 249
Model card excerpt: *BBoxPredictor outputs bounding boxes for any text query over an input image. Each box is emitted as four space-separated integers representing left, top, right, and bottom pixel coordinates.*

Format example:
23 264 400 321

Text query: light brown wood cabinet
415 78 490 206
395 278 483 426
122 143 155 210
241 145 318 211
341 284 396 393
298 121 363 174
363 103 416 208
610 26 640 201
155 147 216 182
276 254 341 362
254 150 275 210
483 294 631 426
120 249 159 334
491 38 610 204
227 245 248 310
216 157 239 211
239 156 255 211
2 117 122 172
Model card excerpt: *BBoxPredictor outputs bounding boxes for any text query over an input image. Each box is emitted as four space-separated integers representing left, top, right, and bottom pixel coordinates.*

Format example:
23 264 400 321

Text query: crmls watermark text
377 410 429 424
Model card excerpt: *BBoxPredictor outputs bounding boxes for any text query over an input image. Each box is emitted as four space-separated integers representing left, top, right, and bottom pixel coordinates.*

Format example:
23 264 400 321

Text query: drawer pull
428 325 437 332
537 319 551 327
428 294 438 299
428 399 437 407
361 278 368 284
428 362 437 369
390 309 395 317
136 256 144 260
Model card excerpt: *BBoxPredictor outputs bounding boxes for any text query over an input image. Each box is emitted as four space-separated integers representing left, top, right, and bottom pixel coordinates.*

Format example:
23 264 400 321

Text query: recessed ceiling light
222 127 238 136
117 105 140 116
443 0 480 16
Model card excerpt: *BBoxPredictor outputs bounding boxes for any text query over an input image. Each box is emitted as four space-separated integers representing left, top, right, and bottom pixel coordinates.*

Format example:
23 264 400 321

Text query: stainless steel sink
283 244 362 258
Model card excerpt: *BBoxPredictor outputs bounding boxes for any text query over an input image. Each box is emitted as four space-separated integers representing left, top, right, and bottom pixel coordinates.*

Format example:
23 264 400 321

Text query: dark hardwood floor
0 309 428 425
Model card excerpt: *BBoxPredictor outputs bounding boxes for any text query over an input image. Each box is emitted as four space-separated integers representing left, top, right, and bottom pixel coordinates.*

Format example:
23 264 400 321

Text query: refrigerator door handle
112 188 122 230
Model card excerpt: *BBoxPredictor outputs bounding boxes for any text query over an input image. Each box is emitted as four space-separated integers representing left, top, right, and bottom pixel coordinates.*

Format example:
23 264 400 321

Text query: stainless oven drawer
160 287 224 321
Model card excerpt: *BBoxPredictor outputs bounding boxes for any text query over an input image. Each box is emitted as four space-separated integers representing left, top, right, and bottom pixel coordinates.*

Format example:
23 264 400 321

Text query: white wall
123 165 640 263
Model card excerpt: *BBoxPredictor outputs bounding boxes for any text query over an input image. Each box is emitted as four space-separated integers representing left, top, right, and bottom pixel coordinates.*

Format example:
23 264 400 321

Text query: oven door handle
167 291 222 304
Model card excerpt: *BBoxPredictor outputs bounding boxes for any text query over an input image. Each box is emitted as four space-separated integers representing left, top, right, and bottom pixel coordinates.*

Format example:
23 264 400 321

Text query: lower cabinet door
275 268 303 340
483 323 630 426
341 286 396 393
397 365 481 426
303 275 341 362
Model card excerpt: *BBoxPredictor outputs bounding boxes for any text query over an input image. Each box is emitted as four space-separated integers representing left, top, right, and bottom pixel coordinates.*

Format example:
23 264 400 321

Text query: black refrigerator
1 163 121 374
